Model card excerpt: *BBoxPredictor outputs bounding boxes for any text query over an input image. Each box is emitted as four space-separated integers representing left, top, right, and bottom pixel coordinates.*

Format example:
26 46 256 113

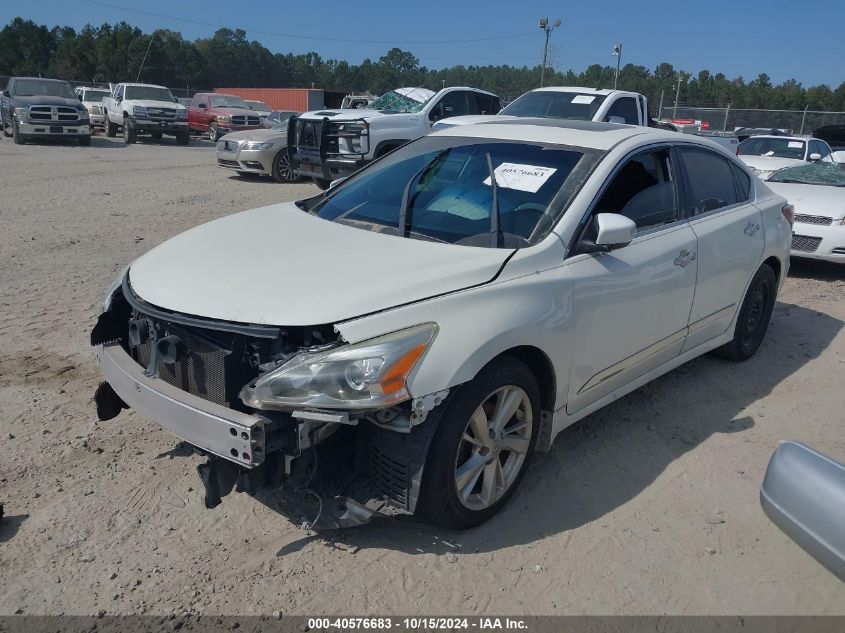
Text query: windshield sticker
788 141 803 149
484 163 557 193
571 95 597 104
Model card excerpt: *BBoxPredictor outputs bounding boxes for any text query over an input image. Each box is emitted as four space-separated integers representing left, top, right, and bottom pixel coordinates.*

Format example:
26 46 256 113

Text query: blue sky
15 0 845 87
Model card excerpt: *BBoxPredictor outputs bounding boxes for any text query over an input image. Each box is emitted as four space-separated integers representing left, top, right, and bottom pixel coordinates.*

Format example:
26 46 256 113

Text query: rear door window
677 148 739 215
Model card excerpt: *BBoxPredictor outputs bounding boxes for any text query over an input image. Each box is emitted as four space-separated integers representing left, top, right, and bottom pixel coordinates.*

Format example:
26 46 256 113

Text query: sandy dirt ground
0 135 843 616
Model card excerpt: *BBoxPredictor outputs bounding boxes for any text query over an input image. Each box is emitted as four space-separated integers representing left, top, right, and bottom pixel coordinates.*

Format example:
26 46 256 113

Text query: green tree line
2 17 844 112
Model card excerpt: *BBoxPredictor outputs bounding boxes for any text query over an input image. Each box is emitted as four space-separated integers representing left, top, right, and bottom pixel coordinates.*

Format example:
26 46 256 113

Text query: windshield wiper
486 152 503 248
398 149 450 238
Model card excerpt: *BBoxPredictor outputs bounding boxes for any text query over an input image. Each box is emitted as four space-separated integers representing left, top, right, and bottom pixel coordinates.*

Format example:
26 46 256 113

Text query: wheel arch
374 139 410 158
762 255 782 285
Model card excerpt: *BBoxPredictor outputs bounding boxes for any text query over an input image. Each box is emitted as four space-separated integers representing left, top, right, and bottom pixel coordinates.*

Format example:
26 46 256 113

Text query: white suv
93 121 791 529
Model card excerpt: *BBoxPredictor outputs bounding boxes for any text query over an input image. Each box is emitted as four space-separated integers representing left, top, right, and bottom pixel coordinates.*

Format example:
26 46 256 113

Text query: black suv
2 77 91 146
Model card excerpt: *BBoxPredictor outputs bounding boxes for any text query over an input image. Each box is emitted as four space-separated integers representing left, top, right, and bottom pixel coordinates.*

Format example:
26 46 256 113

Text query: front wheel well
495 346 556 413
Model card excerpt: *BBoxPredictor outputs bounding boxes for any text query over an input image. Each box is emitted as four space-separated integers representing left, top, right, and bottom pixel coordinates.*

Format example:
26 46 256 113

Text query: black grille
792 234 823 253
131 318 257 407
146 107 176 121
29 105 79 122
794 214 833 226
370 444 409 508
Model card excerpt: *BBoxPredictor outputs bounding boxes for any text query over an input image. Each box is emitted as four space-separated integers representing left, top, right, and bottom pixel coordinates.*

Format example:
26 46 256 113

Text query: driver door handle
674 249 697 267
744 222 761 236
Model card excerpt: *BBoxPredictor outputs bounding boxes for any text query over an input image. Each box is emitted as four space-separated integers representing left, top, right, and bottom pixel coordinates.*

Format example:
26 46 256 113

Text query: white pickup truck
436 86 740 154
102 83 190 145
289 86 501 188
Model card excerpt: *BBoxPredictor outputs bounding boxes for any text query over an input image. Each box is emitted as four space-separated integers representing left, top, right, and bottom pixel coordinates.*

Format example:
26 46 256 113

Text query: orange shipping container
212 88 347 112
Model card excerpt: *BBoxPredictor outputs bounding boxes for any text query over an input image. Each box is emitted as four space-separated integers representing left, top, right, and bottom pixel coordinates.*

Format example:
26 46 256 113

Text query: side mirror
809 152 822 162
594 213 637 249
761 441 845 581
198 103 207 110
3 89 10 97
429 103 445 122
329 177 347 190
607 115 626 125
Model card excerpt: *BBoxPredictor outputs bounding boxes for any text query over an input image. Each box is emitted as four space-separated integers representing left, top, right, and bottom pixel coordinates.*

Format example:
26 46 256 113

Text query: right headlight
216 114 232 124
243 141 274 150
240 323 438 411
133 105 147 117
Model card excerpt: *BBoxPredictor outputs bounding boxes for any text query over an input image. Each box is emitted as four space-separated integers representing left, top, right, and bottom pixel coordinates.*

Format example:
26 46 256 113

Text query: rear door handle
674 249 697 267
744 222 761 236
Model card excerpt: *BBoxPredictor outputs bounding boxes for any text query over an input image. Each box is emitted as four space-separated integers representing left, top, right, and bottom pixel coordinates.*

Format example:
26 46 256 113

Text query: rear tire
416 356 540 529
312 177 331 190
2 117 11 137
714 264 777 361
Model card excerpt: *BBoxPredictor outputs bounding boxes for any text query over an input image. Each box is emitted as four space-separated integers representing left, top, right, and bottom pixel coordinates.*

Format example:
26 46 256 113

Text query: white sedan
738 134 836 179
766 162 845 263
92 122 792 529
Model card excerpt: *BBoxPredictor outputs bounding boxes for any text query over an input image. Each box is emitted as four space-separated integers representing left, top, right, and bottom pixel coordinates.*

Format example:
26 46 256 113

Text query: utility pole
612 44 622 90
538 17 561 88
672 71 687 119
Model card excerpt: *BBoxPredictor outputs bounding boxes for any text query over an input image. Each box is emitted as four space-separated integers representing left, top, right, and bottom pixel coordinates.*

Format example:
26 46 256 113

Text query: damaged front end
91 276 447 529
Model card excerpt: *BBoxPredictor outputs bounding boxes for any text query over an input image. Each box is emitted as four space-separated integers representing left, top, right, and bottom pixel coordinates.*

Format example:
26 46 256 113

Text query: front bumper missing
97 343 264 467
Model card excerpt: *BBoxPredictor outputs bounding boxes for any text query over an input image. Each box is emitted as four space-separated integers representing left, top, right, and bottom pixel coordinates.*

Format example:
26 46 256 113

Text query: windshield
82 90 108 103
738 137 806 160
210 95 250 109
124 86 176 102
310 136 597 248
13 79 75 99
500 91 608 120
767 162 845 186
369 90 432 114
247 101 271 111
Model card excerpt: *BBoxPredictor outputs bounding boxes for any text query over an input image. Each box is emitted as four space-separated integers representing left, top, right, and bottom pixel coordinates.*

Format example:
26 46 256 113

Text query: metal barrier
658 106 845 135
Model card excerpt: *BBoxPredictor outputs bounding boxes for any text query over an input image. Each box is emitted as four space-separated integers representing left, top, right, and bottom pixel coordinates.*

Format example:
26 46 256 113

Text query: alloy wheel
454 385 533 511
277 152 294 181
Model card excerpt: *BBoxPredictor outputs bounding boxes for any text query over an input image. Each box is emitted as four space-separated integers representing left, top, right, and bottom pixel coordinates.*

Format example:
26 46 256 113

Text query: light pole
612 44 622 89
538 17 561 88
672 71 687 119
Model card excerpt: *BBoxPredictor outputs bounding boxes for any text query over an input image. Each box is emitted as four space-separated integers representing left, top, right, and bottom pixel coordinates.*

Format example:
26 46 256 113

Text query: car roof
12 77 70 83
433 120 667 151
121 83 169 89
742 135 807 142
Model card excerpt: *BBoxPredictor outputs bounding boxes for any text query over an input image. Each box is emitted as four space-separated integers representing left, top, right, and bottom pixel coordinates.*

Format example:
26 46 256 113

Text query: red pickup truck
188 92 266 142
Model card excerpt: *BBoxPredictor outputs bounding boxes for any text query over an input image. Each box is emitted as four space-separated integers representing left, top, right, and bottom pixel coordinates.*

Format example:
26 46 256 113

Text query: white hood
129 99 185 111
434 115 516 130
764 182 845 220
739 155 804 176
128 203 512 326
299 108 391 122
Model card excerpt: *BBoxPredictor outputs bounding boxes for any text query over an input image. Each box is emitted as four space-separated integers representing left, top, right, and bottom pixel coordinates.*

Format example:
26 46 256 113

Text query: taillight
781 204 795 227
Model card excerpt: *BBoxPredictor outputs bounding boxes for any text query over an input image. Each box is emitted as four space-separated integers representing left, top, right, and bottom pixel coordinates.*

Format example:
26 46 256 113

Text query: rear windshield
82 90 108 102
309 136 600 248
13 79 74 99
500 91 608 121
124 86 176 102
738 137 806 160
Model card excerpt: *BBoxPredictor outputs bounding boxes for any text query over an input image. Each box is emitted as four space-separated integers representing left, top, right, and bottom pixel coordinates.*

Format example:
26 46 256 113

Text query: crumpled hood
14 95 81 108
219 128 284 143
764 182 845 220
128 203 512 326
298 108 391 122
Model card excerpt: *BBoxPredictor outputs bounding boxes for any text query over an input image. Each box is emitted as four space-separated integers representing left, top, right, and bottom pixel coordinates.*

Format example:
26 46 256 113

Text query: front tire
715 264 777 361
208 123 220 142
123 118 136 144
417 356 540 529
79 135 91 146
175 132 189 146
105 118 117 137
272 149 297 182
13 122 25 145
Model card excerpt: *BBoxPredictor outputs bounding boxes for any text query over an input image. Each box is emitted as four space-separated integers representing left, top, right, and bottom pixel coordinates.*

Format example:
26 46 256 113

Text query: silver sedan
215 117 299 182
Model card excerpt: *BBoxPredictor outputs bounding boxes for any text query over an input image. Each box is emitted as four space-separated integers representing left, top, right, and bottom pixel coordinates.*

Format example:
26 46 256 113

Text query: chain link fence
658 106 845 135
